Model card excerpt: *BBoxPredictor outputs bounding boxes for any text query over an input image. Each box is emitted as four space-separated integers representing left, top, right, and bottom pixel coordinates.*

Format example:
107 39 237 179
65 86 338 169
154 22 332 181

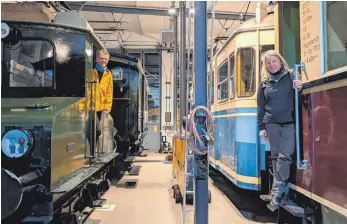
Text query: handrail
294 62 308 170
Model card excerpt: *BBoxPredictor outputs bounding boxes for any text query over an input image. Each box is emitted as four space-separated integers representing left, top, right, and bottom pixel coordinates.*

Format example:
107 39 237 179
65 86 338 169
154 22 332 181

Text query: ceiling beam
66 2 255 20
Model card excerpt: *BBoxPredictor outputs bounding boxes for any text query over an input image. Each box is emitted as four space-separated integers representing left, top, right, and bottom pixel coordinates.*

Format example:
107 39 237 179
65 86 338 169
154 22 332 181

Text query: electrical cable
188 106 215 156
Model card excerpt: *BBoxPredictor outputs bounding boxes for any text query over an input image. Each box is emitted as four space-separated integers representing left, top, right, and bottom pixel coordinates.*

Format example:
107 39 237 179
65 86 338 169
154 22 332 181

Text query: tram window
229 54 235 99
326 2 347 71
6 40 54 87
259 45 275 82
237 48 255 97
217 60 228 101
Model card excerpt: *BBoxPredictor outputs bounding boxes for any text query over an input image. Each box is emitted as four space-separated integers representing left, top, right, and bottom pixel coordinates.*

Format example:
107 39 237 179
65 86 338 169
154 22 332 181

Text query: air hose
188 105 215 155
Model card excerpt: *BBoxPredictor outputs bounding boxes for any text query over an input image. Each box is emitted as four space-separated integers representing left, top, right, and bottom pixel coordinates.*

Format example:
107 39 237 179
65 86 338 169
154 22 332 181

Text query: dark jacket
257 69 296 131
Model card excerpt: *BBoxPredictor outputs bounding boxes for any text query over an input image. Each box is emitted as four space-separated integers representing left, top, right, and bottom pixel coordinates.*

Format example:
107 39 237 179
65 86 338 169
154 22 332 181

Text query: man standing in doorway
79 49 113 156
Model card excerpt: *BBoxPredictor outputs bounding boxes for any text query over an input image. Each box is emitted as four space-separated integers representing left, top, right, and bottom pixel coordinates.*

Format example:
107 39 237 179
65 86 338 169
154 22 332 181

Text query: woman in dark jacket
257 50 302 209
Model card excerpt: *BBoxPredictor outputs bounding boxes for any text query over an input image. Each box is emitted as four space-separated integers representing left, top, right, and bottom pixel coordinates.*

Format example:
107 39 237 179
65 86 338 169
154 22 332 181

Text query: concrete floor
86 153 273 224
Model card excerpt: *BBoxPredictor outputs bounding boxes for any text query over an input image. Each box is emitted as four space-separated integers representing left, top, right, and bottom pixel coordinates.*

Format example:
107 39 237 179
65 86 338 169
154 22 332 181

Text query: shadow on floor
209 168 277 223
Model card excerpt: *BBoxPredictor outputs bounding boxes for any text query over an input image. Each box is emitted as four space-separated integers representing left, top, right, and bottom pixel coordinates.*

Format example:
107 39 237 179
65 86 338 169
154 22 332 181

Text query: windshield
3 39 54 88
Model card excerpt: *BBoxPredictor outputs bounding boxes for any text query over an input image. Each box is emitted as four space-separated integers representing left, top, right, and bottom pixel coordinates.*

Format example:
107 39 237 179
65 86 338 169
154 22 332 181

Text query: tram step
124 156 135 162
266 198 306 218
91 199 106 208
128 165 142 176
260 194 272 202
281 199 306 218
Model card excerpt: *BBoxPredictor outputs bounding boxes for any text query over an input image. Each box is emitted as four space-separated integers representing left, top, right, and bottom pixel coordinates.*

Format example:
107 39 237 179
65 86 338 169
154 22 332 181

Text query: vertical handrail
295 63 308 170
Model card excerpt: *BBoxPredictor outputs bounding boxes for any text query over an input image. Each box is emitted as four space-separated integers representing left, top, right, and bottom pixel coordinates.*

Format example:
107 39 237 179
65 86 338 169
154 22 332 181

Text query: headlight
1 129 34 159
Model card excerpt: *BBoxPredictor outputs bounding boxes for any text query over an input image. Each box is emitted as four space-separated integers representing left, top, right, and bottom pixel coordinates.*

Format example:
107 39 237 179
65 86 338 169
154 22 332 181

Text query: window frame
236 47 256 98
2 37 57 97
324 1 347 74
211 70 215 105
229 53 236 100
259 45 275 84
217 58 229 102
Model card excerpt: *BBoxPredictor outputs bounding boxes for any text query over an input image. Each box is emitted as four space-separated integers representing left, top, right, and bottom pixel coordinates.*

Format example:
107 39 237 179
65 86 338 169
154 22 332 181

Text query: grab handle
295 62 309 170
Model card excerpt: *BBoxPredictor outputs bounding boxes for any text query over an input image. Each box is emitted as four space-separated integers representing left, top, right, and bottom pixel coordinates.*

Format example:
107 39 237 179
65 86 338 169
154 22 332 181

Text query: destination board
300 1 321 81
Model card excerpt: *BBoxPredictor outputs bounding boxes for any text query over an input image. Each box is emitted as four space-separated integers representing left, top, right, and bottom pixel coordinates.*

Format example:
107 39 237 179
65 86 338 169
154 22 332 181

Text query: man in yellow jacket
79 49 113 156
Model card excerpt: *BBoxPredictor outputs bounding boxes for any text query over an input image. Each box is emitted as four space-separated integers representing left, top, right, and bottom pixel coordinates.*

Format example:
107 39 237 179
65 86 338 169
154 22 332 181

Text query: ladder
182 142 195 223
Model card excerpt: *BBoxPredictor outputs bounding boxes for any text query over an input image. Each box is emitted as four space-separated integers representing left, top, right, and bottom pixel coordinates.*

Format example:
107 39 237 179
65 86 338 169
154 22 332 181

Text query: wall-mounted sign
300 1 321 81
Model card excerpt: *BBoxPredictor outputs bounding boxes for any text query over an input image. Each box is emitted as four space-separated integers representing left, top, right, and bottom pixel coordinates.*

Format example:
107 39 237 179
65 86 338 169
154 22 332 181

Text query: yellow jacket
78 68 113 112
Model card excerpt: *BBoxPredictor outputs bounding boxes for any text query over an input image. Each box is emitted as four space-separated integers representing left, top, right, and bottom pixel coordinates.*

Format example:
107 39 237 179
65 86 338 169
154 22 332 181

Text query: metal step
186 191 194 195
281 200 306 218
266 198 306 218
91 199 106 208
260 194 272 202
124 156 135 162
51 165 100 194
267 203 279 212
128 165 142 176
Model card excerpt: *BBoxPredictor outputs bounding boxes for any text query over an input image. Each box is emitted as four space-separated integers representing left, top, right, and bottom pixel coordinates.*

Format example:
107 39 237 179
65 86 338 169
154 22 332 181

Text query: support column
194 2 208 224
173 8 178 132
179 1 186 135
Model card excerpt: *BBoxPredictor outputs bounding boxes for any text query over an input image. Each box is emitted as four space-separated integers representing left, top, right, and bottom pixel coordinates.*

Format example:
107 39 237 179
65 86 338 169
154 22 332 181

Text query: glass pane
218 81 228 100
229 55 235 99
237 48 255 97
218 61 228 83
259 45 275 83
7 40 54 87
326 2 347 71
218 60 228 100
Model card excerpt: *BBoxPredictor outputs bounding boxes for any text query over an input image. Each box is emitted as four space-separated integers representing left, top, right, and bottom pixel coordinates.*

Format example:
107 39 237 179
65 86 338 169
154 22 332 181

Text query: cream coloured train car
209 8 275 192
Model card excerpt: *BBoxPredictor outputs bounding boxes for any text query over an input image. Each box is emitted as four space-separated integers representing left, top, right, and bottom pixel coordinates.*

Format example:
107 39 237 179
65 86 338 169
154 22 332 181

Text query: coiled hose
188 106 215 155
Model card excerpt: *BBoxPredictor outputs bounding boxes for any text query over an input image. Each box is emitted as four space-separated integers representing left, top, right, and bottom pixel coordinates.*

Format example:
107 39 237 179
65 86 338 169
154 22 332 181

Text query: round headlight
1 129 33 159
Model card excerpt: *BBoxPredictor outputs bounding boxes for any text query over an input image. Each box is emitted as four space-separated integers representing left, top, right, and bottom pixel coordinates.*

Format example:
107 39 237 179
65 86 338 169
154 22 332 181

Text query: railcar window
218 60 228 101
229 54 235 99
326 2 347 71
259 45 275 83
85 40 93 76
5 40 54 87
237 48 255 97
